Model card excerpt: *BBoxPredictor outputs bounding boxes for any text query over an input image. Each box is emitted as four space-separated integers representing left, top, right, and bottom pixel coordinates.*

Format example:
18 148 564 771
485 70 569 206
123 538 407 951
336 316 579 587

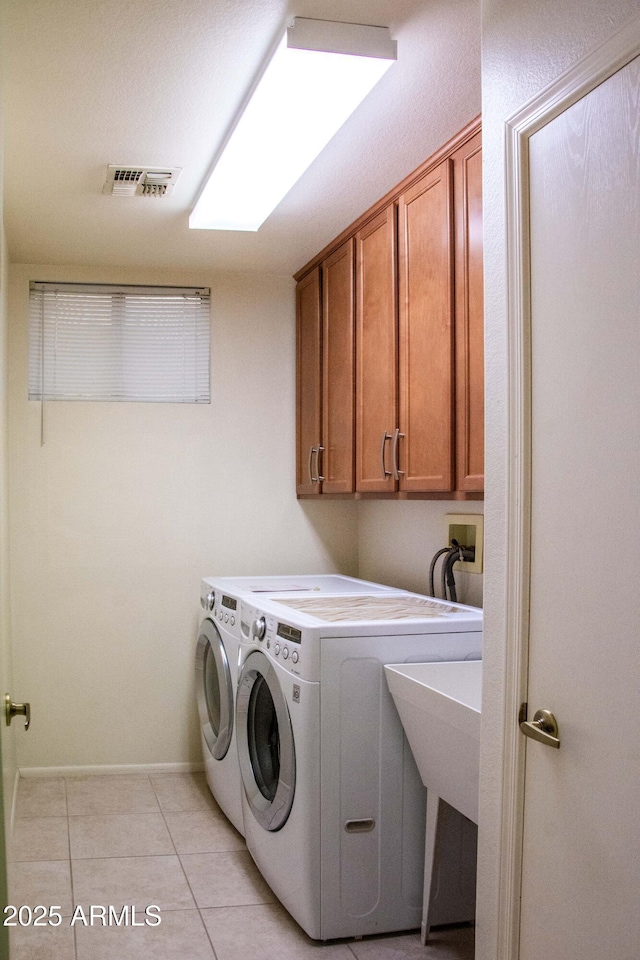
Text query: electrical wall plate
446 514 484 574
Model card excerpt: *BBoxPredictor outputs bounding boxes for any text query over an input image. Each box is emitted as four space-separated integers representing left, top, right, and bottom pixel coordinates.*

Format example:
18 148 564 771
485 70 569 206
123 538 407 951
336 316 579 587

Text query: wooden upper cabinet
296 267 322 496
321 239 355 494
397 159 455 492
452 132 484 492
355 205 398 493
294 118 484 500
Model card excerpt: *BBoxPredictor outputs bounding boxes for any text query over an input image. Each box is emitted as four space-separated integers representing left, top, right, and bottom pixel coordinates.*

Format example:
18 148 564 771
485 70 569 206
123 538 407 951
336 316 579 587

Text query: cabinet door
397 159 455 492
355 206 398 493
322 240 355 493
452 132 484 492
296 268 322 496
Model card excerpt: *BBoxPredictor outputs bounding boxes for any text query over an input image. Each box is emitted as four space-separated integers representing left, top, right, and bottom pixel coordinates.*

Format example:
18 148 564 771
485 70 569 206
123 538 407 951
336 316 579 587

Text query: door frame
497 13 640 958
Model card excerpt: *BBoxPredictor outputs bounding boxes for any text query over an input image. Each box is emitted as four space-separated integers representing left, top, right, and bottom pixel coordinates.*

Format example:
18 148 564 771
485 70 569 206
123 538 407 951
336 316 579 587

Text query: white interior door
518 50 640 959
0 736 9 959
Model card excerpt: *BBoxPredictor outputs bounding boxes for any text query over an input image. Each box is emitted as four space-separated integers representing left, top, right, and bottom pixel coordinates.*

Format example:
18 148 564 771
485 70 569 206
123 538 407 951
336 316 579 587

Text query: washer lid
202 574 400 596
272 594 463 622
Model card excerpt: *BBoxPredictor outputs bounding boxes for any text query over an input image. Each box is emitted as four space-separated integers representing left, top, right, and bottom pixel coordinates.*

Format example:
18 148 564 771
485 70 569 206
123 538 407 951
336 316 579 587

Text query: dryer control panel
200 582 242 640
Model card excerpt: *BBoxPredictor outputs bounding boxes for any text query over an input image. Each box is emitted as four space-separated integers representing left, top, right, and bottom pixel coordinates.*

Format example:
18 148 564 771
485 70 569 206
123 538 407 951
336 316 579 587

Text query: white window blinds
29 282 210 403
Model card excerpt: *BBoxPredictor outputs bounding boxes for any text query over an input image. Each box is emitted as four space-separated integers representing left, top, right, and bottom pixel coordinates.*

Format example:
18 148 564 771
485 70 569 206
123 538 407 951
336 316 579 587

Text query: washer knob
282 647 289 660
205 590 216 611
292 651 299 664
252 617 266 641
274 643 280 656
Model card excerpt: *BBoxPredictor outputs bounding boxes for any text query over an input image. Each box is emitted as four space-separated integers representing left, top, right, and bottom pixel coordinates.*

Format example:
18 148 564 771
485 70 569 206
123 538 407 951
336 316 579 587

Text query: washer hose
442 540 475 603
428 546 450 597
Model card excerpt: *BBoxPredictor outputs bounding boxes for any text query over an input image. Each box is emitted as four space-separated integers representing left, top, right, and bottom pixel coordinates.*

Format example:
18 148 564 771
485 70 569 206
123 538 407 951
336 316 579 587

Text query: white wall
353 0 484 608
7 264 358 770
5 0 485 773
477 2 640 957
358 501 483 607
4 0 484 775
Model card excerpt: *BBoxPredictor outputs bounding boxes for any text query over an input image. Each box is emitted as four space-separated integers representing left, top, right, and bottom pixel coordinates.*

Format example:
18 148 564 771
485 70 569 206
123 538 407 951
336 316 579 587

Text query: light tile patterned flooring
8 773 475 959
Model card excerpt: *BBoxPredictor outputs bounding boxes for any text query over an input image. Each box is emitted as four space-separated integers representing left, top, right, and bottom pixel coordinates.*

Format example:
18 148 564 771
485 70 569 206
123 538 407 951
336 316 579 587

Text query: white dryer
196 583 245 834
235 592 482 941
196 575 403 837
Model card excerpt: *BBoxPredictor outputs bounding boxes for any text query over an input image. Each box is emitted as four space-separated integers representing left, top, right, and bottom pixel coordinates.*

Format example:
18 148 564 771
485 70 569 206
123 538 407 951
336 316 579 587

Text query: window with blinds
29 282 211 403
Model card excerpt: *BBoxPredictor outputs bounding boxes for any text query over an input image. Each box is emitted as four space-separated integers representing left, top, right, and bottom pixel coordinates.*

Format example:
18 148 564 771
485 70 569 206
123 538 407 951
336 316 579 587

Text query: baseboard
18 761 204 779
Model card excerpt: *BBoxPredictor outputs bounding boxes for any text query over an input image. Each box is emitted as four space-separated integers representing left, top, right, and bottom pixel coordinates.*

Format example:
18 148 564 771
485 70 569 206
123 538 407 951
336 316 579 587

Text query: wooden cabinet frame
398 158 455 492
295 117 483 500
355 206 398 493
296 268 322 496
452 131 484 492
322 240 355 494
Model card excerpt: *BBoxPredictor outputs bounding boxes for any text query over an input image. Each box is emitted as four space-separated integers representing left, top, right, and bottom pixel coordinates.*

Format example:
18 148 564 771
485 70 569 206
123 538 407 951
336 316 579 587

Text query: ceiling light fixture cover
189 18 397 232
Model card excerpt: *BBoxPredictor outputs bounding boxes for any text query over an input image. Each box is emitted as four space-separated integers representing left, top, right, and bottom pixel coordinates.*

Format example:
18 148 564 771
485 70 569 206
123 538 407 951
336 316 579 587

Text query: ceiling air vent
103 166 182 198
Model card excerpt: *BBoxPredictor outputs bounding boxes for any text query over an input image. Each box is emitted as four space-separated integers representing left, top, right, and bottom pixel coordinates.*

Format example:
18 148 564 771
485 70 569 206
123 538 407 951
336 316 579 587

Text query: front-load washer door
236 650 296 831
195 618 234 761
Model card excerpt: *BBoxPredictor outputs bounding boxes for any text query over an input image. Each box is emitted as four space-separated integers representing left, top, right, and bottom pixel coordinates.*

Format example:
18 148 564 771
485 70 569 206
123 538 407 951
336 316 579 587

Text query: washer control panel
240 602 317 680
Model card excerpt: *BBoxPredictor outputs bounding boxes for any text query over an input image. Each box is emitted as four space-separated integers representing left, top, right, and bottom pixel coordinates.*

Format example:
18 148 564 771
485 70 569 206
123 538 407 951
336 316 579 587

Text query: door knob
519 704 560 748
5 694 30 731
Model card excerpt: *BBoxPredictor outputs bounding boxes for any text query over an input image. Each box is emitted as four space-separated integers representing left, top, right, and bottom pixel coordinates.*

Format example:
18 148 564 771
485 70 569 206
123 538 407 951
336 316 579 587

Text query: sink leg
421 792 442 944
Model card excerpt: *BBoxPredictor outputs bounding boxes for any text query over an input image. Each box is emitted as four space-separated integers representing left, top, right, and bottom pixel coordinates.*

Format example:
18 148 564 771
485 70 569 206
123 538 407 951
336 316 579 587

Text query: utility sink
384 660 482 824
385 660 481 943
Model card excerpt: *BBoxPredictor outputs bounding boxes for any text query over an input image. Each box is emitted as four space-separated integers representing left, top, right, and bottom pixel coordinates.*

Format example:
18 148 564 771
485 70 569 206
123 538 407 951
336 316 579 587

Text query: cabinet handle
392 428 405 479
317 446 325 482
380 432 393 479
308 446 317 483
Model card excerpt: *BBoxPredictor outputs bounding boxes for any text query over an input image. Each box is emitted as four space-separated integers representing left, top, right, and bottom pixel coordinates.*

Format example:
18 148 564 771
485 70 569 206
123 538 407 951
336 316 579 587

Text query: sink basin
384 660 482 824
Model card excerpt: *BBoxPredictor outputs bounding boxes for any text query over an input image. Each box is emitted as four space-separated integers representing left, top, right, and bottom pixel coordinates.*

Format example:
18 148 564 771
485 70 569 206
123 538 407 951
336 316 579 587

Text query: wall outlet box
446 514 484 574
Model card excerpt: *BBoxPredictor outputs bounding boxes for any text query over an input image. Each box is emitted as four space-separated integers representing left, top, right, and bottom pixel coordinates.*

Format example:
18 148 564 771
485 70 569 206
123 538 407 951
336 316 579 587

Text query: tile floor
7 773 475 960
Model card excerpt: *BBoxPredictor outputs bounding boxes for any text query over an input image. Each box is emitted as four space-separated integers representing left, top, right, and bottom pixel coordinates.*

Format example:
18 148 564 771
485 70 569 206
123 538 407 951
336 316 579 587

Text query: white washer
236 592 482 941
196 575 403 837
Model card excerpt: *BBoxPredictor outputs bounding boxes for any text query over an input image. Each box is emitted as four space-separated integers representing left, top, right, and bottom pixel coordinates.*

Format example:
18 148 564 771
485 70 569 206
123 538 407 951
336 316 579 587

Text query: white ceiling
1 0 480 276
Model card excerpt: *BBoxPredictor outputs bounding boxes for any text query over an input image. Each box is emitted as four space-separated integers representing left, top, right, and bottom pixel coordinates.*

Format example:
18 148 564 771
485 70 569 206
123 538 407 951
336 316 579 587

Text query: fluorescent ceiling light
189 18 397 232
